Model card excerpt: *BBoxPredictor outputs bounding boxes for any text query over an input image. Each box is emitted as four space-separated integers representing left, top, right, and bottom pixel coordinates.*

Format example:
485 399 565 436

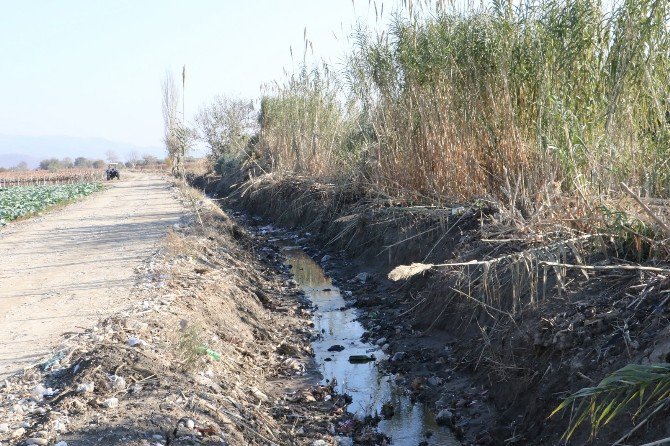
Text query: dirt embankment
0 185 353 446
196 171 670 445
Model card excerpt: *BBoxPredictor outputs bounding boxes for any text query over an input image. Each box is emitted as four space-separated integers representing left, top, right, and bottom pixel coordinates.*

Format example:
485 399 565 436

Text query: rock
335 436 354 446
0 423 8 433
375 337 387 346
312 441 329 446
348 354 375 363
435 409 454 427
328 344 345 352
355 272 370 283
103 397 119 408
186 419 195 429
76 382 94 393
320 255 332 263
55 442 68 446
26 439 49 445
381 402 395 418
391 351 407 362
427 376 441 387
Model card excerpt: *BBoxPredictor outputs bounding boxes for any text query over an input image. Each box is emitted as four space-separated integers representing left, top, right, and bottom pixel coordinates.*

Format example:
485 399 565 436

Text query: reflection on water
283 246 459 445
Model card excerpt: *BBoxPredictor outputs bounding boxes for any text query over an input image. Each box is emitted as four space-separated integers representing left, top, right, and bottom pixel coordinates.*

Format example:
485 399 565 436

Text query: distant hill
0 153 40 169
0 134 165 168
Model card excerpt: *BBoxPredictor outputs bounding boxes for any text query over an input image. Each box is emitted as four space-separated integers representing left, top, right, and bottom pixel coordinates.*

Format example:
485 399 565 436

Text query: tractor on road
106 163 120 181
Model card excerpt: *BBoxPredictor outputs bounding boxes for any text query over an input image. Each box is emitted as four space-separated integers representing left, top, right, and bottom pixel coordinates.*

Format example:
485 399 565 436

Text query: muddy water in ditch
282 246 459 445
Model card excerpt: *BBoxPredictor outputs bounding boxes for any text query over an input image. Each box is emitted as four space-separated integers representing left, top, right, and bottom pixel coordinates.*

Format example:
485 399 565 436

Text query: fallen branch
639 437 670 446
389 233 669 282
389 233 603 280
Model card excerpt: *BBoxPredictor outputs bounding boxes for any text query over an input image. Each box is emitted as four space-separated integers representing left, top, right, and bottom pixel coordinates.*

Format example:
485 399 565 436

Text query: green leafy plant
551 363 670 441
0 183 102 225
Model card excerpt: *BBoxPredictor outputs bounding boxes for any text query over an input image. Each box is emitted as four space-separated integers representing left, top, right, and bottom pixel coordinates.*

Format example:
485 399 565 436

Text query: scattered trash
250 386 269 403
11 427 25 438
102 397 119 408
127 337 146 347
451 206 465 216
108 374 126 390
76 382 94 393
196 346 221 361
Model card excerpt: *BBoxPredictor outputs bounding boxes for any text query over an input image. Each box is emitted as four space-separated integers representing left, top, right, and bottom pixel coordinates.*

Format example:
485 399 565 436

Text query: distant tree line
0 152 168 173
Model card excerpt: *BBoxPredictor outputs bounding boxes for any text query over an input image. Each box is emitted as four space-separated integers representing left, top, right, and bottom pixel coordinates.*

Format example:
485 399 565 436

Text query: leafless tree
162 69 191 177
127 151 140 168
105 150 119 163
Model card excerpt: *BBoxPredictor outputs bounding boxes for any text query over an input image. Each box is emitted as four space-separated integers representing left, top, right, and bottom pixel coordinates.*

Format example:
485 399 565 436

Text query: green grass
551 363 670 441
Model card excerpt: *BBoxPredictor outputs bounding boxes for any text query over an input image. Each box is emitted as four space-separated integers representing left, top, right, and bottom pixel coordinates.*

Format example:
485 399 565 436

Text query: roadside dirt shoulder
0 173 186 378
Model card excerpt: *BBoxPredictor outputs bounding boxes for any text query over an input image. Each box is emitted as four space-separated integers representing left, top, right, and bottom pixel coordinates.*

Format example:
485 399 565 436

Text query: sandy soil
0 173 185 378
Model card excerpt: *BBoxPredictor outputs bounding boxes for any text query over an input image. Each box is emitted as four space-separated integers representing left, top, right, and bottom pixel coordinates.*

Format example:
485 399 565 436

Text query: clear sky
0 1 388 149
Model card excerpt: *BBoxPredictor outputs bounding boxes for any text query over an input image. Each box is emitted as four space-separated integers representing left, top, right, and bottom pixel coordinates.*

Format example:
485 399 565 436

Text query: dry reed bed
254 0 670 238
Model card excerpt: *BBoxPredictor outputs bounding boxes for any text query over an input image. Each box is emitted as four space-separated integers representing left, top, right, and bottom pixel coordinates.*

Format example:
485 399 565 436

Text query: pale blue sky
0 1 387 149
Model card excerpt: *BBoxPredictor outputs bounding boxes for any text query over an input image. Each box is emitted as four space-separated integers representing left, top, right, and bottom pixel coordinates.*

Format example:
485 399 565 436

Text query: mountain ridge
0 134 165 168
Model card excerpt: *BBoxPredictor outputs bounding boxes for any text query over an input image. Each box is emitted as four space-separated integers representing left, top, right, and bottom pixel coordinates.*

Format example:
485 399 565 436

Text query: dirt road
0 173 185 378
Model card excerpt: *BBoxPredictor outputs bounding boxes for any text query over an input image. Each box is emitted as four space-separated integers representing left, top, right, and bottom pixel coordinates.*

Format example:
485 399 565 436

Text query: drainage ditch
279 241 459 445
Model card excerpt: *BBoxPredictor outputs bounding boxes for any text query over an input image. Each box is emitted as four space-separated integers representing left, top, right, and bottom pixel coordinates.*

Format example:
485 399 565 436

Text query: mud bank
196 171 670 445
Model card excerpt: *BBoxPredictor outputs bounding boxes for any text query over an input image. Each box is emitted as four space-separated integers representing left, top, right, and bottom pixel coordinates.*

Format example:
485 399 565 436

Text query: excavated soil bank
196 170 670 445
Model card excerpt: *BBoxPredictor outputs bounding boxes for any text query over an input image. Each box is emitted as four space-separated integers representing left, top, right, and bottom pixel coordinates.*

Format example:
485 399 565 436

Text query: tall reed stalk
257 0 670 206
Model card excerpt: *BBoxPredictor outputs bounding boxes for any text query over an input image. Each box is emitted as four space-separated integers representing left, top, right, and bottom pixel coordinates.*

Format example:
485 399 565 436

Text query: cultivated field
0 168 104 187
0 182 102 225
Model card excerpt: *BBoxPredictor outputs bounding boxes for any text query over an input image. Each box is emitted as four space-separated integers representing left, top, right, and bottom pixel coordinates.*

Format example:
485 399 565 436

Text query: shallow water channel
281 245 459 445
